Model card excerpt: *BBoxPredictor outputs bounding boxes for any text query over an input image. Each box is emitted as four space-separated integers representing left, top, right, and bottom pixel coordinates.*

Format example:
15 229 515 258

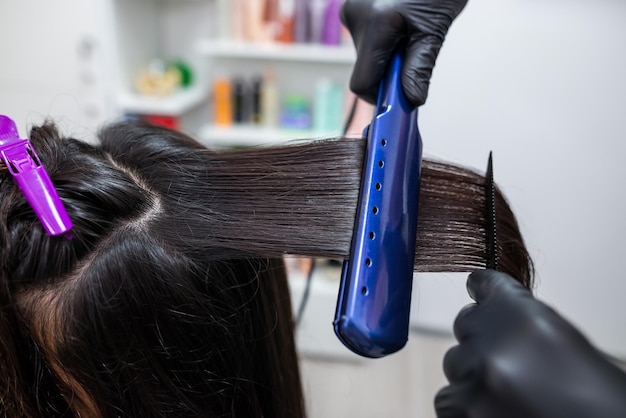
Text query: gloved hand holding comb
435 269 626 418
341 0 468 106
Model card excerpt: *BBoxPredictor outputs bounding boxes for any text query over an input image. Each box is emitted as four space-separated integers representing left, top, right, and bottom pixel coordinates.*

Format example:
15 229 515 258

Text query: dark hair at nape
0 120 533 417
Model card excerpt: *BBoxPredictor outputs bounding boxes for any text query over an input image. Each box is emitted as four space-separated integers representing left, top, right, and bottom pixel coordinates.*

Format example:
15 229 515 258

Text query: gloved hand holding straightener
436 269 626 418
341 0 468 106
344 2 626 416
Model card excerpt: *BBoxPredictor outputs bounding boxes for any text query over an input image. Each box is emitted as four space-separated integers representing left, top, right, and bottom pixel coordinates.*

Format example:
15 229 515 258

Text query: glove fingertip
402 37 441 107
401 74 428 107
349 52 388 104
434 385 459 418
349 74 378 105
467 269 528 303
435 381 477 418
467 269 499 302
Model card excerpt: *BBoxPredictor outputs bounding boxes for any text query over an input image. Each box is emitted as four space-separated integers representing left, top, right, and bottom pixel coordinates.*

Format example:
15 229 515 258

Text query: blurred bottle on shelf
213 71 280 128
313 78 344 133
293 0 310 43
232 77 250 123
309 0 327 43
276 0 295 42
264 0 281 40
261 70 279 127
244 0 266 41
227 0 346 45
322 0 342 45
251 75 263 124
213 77 233 126
210 70 345 133
281 94 311 130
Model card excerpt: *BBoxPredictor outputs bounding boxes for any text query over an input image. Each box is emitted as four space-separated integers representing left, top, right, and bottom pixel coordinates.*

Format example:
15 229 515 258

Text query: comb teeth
485 152 498 270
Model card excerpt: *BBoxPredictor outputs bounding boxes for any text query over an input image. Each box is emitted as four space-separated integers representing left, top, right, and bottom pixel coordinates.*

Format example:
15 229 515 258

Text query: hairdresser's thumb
466 269 532 305
402 34 443 107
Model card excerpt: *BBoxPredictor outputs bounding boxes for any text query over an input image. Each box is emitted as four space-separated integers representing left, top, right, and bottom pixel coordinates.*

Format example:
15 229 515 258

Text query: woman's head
0 120 533 416
0 122 304 417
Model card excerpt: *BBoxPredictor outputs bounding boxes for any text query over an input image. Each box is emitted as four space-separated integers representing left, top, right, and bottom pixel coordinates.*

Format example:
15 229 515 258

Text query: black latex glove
435 269 626 418
340 0 468 106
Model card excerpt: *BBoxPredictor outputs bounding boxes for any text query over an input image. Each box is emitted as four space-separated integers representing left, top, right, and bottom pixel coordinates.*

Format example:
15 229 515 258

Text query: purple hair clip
0 115 73 237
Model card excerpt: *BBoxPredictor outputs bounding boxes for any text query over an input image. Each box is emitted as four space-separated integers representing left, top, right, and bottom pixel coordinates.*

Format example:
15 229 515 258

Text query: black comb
485 152 498 270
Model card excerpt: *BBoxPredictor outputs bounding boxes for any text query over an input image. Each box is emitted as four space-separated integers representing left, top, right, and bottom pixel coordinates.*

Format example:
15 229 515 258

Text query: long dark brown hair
0 121 532 417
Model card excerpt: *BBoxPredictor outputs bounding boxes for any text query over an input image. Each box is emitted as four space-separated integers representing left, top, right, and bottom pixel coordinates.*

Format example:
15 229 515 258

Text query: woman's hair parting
0 123 304 417
0 121 533 416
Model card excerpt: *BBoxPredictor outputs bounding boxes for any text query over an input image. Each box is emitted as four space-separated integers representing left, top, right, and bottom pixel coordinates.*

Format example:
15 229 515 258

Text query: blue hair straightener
334 53 423 358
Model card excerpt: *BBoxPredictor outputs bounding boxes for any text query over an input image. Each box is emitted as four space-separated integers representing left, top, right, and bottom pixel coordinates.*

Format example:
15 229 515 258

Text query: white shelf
194 39 356 64
197 124 342 147
117 87 208 116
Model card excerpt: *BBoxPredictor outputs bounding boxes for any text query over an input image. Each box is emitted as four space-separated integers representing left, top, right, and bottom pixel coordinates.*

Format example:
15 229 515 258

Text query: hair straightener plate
334 53 423 358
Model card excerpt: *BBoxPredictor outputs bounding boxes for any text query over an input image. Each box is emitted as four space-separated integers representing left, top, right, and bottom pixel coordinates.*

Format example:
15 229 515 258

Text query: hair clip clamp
0 115 73 236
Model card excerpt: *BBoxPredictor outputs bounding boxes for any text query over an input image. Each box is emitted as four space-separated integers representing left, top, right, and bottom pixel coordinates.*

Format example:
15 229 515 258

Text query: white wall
0 0 116 140
419 0 626 357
